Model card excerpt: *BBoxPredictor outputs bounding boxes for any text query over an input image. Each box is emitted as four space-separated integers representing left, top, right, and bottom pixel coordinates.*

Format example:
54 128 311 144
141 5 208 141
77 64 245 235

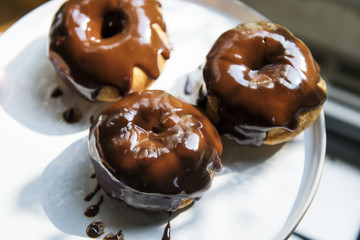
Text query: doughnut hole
252 37 286 71
245 37 289 88
130 107 161 132
101 10 127 39
240 21 287 72
251 50 272 71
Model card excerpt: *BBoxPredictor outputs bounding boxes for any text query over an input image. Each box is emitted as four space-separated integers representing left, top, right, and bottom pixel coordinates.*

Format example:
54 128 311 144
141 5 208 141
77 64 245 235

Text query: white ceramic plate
0 0 326 239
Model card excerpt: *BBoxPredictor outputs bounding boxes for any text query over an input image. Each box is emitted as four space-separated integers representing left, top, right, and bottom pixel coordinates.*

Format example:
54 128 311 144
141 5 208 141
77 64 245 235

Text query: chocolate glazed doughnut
88 90 223 212
49 0 171 102
203 21 327 146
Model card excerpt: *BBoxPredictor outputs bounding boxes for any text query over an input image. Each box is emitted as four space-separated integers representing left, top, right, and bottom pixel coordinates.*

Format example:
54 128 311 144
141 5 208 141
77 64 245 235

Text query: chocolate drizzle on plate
161 221 171 240
50 87 63 98
84 195 104 217
86 220 105 238
84 184 101 202
103 230 125 240
62 107 82 123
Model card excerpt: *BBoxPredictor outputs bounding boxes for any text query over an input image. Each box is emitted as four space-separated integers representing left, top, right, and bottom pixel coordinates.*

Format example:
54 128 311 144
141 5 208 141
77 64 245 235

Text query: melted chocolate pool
86 220 105 238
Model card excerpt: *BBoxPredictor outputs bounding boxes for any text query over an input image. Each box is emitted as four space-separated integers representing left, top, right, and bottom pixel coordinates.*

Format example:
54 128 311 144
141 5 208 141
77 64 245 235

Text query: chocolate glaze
86 220 105 238
49 0 170 101
89 90 222 212
162 221 171 240
84 195 104 217
203 21 326 146
62 107 82 123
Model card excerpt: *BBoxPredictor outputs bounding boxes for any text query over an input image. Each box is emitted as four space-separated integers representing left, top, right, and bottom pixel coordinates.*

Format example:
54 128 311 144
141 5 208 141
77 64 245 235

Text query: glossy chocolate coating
89 90 222 212
203 21 326 146
49 0 170 101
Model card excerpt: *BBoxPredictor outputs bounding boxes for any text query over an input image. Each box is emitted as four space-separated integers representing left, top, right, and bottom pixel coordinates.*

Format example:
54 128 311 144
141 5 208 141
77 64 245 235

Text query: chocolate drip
50 87 63 98
203 21 326 146
161 221 171 240
86 221 105 238
84 195 104 217
89 90 222 212
49 0 171 101
62 107 82 123
84 184 101 202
